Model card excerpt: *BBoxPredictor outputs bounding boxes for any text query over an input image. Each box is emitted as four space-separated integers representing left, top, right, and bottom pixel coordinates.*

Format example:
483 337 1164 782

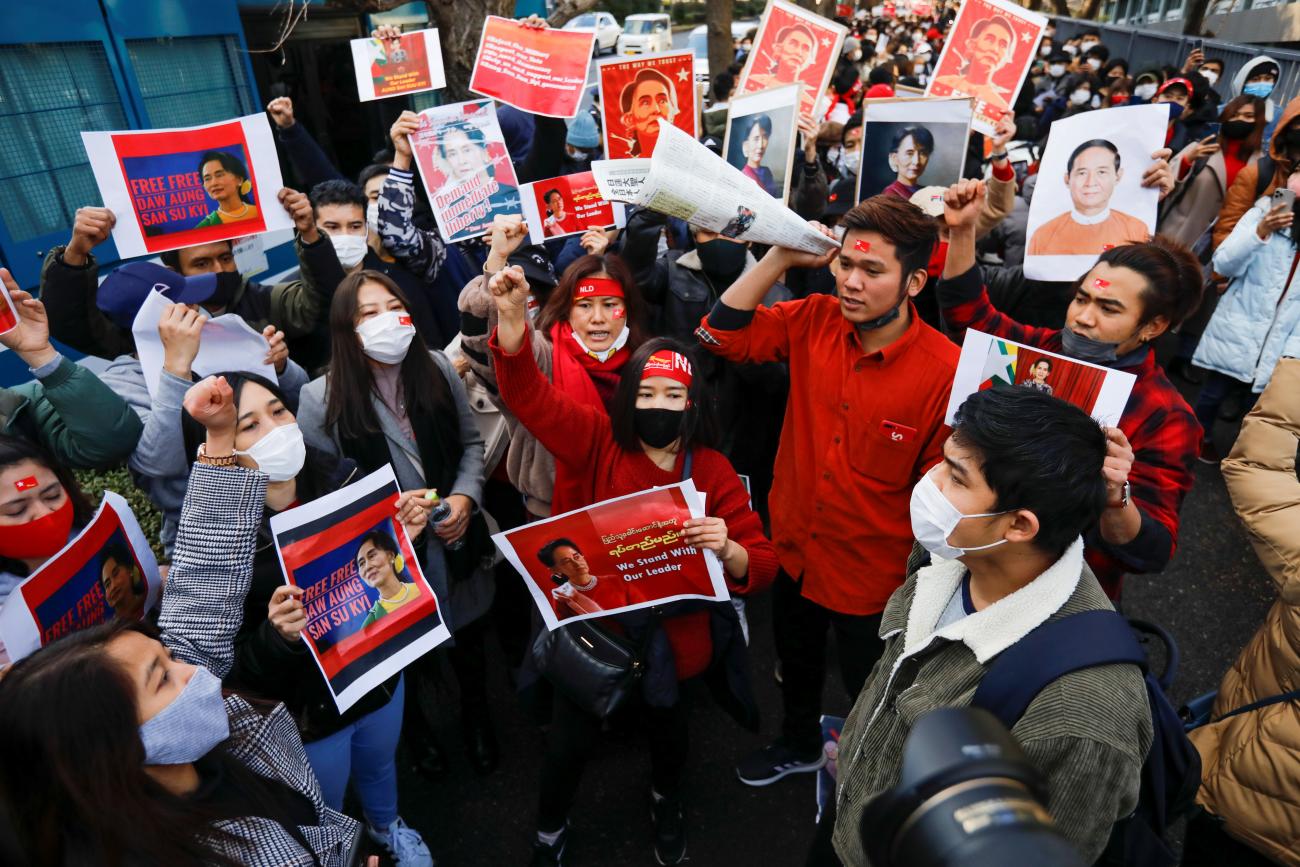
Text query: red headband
641 350 693 387
574 276 624 300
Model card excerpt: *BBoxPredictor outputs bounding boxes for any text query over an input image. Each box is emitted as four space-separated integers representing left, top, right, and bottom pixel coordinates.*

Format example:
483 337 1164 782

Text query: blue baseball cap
96 261 219 330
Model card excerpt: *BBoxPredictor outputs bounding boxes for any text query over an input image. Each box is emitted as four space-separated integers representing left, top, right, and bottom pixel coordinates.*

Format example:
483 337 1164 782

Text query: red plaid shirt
940 266 1202 598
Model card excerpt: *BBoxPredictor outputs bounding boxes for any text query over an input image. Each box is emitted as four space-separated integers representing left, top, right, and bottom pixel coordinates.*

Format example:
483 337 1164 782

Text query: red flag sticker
14 476 38 492
611 308 625 320
1094 278 1111 289
854 239 871 253
398 315 413 327
1102 244 1116 251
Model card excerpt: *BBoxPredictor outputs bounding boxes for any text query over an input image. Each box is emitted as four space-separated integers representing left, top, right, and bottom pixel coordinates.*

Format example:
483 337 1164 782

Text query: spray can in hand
426 488 466 550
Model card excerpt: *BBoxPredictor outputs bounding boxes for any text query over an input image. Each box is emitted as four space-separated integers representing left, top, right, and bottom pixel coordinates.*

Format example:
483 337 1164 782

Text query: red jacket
491 326 779 679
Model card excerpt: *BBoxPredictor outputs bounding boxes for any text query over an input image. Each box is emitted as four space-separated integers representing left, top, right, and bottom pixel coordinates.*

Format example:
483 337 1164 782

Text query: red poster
596 50 698 160
522 171 617 244
925 0 1046 135
0 280 18 336
470 17 595 119
493 482 728 631
737 0 848 121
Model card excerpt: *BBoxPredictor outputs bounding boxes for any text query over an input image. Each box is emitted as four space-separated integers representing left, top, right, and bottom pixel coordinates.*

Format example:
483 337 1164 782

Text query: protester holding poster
352 24 445 102
486 260 778 865
924 0 1046 135
471 15 593 119
519 171 622 245
297 270 500 776
736 0 848 121
597 50 698 159
939 177 1202 601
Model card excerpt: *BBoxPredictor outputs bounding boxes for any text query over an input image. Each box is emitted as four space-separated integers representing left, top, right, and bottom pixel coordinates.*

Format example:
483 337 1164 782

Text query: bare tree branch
547 0 603 28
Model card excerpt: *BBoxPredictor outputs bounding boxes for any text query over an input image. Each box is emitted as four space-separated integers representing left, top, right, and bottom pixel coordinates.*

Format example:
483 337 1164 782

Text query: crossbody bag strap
1214 686 1300 724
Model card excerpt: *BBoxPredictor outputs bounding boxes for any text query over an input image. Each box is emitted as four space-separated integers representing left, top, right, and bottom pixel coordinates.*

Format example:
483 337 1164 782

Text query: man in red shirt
695 196 959 785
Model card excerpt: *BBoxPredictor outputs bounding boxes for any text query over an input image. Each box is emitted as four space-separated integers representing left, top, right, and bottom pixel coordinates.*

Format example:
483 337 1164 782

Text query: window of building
126 35 254 128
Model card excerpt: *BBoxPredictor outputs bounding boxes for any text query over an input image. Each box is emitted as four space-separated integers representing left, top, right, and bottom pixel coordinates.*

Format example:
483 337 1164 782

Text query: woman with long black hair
296 270 497 775
178 371 435 866
486 264 779 867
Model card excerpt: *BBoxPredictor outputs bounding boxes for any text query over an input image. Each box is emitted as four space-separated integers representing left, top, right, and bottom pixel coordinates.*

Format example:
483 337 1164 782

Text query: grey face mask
139 665 230 766
1060 327 1121 365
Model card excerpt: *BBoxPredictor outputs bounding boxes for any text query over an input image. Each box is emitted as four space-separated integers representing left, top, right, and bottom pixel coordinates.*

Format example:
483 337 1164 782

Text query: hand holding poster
856 97 972 202
0 492 160 667
636 119 839 256
519 171 625 245
471 17 594 119
945 329 1137 426
596 50 699 159
723 83 803 204
1023 104 1166 281
924 0 1046 136
492 481 729 631
736 0 848 121
81 114 292 259
271 466 450 713
409 99 522 243
351 28 446 101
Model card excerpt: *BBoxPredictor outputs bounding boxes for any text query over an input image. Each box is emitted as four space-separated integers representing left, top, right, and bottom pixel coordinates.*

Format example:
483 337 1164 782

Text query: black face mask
562 151 593 173
1283 127 1300 148
205 270 243 312
696 238 747 277
1222 119 1255 140
633 408 684 449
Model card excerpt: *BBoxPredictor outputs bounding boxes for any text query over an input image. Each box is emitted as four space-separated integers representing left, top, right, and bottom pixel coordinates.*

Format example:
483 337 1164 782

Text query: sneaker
529 825 568 867
651 791 687 865
1198 439 1222 465
368 817 434 867
735 740 827 787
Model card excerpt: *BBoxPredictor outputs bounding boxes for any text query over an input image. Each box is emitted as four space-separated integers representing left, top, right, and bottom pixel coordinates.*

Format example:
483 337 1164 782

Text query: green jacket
832 539 1153 866
0 356 142 469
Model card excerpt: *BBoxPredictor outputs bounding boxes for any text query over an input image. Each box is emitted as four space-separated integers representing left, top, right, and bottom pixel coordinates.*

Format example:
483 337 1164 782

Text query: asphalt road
382 338 1275 867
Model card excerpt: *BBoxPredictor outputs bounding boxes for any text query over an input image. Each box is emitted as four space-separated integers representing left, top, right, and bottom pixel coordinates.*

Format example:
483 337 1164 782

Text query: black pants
1179 810 1278 867
537 690 690 833
774 570 885 755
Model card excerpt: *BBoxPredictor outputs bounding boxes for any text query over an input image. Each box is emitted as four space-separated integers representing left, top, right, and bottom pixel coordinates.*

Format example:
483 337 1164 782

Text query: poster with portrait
351 28 446 101
596 50 699 160
0 492 160 667
408 99 521 244
1023 104 1166 282
470 17 594 118
735 0 848 122
271 465 450 713
724 84 802 205
945 329 1137 427
924 0 1046 136
519 170 626 245
81 114 292 259
492 482 728 632
856 97 972 202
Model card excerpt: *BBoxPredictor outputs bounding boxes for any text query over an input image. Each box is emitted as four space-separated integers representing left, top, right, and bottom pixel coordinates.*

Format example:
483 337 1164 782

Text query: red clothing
696 296 959 616
491 326 779 680
938 265 1201 597
1224 148 1249 191
548 321 628 514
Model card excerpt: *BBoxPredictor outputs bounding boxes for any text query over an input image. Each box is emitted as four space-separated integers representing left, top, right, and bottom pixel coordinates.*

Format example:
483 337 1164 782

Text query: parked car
688 21 759 84
617 13 672 56
563 12 620 55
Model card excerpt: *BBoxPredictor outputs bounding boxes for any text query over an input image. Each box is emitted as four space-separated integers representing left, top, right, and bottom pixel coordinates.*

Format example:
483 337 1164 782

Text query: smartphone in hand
1272 187 1296 212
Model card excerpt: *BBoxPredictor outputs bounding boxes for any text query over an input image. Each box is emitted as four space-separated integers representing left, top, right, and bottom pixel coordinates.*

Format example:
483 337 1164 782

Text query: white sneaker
367 817 434 867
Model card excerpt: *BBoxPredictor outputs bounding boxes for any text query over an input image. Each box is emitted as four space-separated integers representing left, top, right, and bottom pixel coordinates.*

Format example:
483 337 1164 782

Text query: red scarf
547 321 630 513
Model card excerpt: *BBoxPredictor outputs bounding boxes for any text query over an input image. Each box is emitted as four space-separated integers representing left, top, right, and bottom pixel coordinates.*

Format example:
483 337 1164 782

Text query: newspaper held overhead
635 119 838 256
590 159 651 204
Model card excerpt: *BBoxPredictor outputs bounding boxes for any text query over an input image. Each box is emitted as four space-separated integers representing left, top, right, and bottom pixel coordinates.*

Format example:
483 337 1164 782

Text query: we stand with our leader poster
0 492 160 667
351 28 446 101
493 481 729 631
82 114 292 259
271 466 450 712
519 170 625 245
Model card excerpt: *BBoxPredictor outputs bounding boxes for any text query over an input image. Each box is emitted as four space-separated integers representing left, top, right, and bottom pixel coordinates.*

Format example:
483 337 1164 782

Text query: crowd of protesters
1 5 1298 867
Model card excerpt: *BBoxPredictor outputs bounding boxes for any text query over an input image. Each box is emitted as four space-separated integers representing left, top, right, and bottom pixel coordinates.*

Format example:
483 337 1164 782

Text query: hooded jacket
1213 94 1300 248
1231 55 1283 127
1188 359 1300 866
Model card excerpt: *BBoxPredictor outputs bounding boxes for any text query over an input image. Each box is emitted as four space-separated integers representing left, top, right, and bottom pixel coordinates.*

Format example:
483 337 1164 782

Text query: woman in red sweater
488 264 779 867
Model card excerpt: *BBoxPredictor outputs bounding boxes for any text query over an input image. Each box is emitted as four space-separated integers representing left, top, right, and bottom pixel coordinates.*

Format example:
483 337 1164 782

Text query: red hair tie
641 350 693 387
573 276 624 300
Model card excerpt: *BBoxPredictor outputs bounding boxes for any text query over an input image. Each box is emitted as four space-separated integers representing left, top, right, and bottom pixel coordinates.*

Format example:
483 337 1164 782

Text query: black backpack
971 610 1201 867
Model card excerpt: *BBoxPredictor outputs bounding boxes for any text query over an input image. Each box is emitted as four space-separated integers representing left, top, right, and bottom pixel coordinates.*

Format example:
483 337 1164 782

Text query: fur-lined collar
903 538 1084 664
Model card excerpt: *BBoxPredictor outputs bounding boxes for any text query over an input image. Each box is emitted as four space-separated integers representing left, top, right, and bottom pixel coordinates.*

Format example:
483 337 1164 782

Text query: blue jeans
303 673 404 829
1193 370 1249 435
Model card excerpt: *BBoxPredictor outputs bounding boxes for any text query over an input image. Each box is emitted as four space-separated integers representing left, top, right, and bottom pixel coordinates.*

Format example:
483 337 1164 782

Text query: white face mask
1063 44 1078 56
356 309 416 365
842 147 861 176
330 233 368 269
909 471 1010 561
1049 63 1066 78
1201 69 1219 87
1039 45 1052 57
1086 57 1102 71
1134 82 1158 100
366 201 380 235
1080 40 1098 53
1070 88 1093 106
235 422 306 483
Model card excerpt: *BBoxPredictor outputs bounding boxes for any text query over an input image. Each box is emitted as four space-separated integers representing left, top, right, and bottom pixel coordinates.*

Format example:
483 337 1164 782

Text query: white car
562 12 620 55
617 13 672 56
689 21 759 84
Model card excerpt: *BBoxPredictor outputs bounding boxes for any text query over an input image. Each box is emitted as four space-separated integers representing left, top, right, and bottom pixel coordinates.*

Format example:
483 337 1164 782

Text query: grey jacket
158 463 360 865
98 356 308 554
296 351 490 627
832 538 1153 866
